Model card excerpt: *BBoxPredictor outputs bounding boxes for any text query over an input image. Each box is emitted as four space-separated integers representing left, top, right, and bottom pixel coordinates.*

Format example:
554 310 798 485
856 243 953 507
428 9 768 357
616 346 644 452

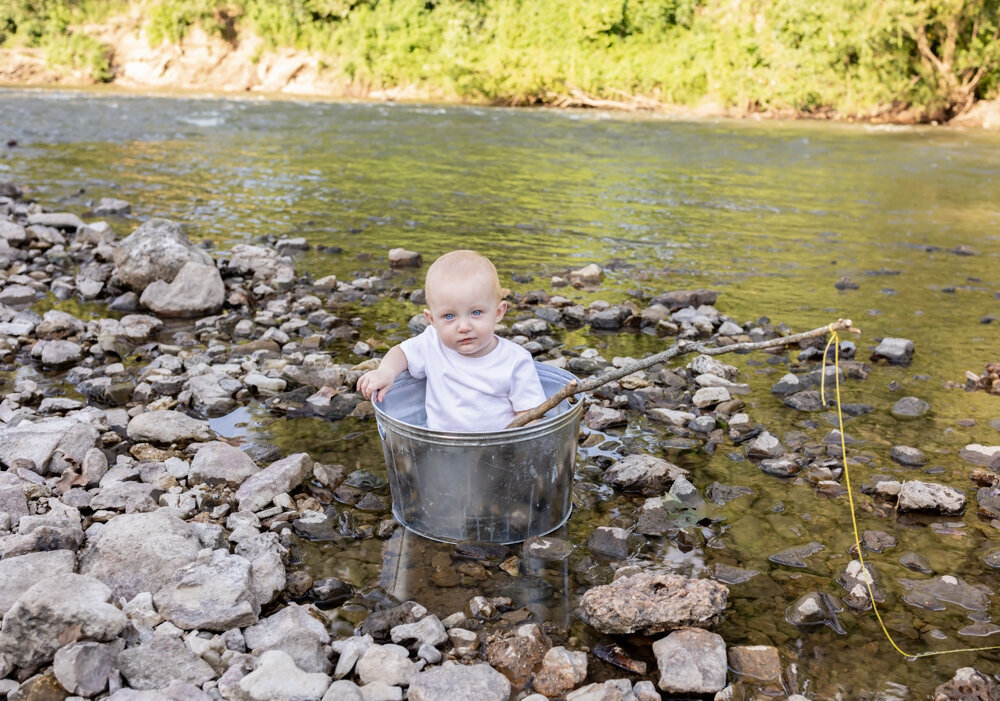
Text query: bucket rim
372 362 582 440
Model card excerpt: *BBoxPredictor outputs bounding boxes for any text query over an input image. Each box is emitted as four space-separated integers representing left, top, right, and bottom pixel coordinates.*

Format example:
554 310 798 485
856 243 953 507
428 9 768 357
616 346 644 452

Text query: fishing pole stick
507 318 858 428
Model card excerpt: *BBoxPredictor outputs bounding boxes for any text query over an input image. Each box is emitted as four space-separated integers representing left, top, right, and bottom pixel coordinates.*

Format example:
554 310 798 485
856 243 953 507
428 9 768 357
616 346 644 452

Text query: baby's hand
357 368 395 402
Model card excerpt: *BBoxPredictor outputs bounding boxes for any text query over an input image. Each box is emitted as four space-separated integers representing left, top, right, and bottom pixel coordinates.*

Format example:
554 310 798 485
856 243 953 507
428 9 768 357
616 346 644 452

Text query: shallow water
3 87 1000 696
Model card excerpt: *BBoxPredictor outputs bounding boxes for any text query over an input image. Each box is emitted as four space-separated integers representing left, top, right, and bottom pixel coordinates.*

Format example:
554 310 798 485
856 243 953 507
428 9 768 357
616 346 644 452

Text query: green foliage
4 0 1000 117
0 0 115 81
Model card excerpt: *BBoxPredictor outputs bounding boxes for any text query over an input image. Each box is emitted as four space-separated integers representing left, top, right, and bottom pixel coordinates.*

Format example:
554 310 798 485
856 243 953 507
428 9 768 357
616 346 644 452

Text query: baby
357 250 547 432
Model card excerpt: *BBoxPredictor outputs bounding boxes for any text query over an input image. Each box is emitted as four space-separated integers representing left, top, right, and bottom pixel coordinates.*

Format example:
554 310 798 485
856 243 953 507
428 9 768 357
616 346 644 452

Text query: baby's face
424 274 506 357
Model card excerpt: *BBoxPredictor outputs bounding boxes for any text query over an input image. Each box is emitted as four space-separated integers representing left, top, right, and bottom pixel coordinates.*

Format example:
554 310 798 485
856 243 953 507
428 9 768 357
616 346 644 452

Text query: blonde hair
425 250 505 307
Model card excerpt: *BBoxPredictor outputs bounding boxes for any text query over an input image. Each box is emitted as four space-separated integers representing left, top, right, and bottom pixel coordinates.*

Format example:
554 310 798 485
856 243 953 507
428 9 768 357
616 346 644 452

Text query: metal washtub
372 363 582 544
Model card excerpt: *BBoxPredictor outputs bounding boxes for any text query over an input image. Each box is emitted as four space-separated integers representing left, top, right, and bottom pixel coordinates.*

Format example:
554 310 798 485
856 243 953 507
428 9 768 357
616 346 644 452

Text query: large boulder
140 261 225 317
578 572 728 635
126 410 214 444
113 219 213 292
78 510 202 600
0 573 127 669
189 441 260 487
0 550 76 615
0 417 100 475
153 549 259 631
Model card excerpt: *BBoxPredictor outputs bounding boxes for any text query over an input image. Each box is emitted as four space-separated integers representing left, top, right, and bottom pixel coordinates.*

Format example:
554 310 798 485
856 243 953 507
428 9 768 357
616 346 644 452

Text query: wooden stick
506 318 857 428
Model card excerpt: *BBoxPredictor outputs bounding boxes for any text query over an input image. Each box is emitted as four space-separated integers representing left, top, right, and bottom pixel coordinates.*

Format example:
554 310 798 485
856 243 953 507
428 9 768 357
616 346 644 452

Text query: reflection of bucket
373 364 582 544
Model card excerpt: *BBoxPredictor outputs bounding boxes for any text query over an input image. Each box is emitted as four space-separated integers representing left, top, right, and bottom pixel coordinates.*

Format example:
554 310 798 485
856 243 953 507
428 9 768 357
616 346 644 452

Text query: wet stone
453 542 509 567
746 431 785 459
900 575 991 612
759 457 800 477
768 541 824 569
522 535 574 561
891 396 930 418
711 563 759 585
861 530 897 553
890 445 928 466
706 482 752 505
781 390 828 412
870 337 914 365
592 639 646 676
728 645 782 683
587 526 631 559
653 628 727 695
785 592 844 631
899 551 933 573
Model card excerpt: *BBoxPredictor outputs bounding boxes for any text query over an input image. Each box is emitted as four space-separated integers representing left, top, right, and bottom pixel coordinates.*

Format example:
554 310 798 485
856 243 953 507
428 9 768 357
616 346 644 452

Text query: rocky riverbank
1 178 999 699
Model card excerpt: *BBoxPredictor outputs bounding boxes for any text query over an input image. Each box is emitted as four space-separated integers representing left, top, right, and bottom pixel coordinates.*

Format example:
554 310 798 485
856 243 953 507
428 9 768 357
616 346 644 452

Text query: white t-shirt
398 326 547 432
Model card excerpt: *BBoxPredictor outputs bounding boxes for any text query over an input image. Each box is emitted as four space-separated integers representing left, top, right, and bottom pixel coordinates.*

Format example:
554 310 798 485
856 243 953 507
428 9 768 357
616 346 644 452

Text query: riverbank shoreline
3 22 999 129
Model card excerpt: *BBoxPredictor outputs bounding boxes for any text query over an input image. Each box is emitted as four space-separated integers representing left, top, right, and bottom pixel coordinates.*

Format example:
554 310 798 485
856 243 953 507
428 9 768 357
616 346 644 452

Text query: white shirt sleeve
397 326 431 379
508 350 548 412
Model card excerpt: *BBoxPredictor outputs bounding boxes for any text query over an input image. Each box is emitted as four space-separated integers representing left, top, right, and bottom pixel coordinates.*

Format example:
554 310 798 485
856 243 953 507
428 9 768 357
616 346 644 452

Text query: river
2 87 1000 697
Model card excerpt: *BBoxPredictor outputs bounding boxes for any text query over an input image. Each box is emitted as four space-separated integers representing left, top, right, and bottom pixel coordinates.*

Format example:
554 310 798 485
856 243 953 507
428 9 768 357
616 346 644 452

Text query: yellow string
821 325 1000 659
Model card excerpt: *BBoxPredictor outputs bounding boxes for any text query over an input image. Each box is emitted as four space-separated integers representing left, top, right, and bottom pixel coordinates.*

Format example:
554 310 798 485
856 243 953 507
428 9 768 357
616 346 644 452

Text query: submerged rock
870 337 914 365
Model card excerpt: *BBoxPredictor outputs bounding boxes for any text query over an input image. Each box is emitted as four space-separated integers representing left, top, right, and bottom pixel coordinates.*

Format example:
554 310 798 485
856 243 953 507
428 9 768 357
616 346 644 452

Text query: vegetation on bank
2 0 1000 120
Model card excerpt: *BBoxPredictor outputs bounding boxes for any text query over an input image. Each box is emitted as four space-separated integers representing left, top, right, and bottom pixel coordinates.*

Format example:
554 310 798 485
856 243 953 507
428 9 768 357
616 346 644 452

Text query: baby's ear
423 308 433 324
495 300 508 321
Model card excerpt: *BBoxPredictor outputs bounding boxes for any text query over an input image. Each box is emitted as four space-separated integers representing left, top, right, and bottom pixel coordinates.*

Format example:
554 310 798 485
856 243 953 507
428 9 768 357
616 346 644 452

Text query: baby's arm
357 345 409 402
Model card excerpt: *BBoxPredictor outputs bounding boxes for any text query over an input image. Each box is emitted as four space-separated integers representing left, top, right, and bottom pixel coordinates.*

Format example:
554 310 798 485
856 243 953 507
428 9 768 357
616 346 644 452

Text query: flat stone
237 649 330 700
407 662 510 701
126 410 214 444
653 627 727 694
870 337 914 365
890 445 928 466
602 453 687 496
891 396 930 418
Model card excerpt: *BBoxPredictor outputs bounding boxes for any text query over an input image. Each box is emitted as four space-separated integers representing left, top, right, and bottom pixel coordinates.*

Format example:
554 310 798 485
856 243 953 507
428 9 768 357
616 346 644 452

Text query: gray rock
79 510 201 600
89 481 159 512
745 431 785 459
585 405 627 430
153 549 259 631
0 573 127 669
407 662 510 701
781 390 827 412
602 453 688 496
390 615 448 650
27 211 84 229
126 410 214 444
653 627 726 694
785 591 843 629
687 353 736 380
0 283 38 306
235 452 313 512
522 535 574 561
331 635 374 679
113 219 213 292
647 408 695 426
323 680 363 701
531 646 587 698
228 244 296 288
234 532 288 606
0 549 75 615
356 644 421 686
891 396 930 418
35 309 85 338
959 444 1000 467
578 572 728 635
0 416 100 475
94 197 131 215
238 649 330 700
117 634 216 690
140 261 225 317
1 510 85 558
587 526 631 559
53 641 121 697
187 371 240 416
901 575 990 612
243 604 330 674
692 386 730 408
768 541 824 568
887 480 966 515
31 339 83 367
590 306 631 330
770 373 802 396
189 441 260 487
871 337 914 365
890 445 928 466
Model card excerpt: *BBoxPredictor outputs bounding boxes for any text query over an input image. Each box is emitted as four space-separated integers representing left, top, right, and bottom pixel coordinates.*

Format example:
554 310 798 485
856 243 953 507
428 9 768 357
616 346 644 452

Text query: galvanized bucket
373 363 582 544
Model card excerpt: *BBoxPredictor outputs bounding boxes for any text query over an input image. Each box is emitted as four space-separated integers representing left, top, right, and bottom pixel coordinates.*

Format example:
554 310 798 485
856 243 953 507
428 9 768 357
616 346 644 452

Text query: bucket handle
375 415 386 441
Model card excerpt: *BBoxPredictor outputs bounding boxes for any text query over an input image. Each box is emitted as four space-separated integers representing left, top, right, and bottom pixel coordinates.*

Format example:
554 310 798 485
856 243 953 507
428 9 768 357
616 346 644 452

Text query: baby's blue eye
444 313 454 320
472 310 482 316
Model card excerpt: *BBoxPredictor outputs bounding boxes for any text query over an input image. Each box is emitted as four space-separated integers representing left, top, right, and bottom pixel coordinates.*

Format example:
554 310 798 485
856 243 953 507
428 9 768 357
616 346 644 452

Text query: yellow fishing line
820 326 1000 659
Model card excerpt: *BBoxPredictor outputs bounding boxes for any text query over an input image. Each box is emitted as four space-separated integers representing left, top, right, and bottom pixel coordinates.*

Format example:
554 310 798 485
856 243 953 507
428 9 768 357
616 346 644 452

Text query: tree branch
506 318 858 428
